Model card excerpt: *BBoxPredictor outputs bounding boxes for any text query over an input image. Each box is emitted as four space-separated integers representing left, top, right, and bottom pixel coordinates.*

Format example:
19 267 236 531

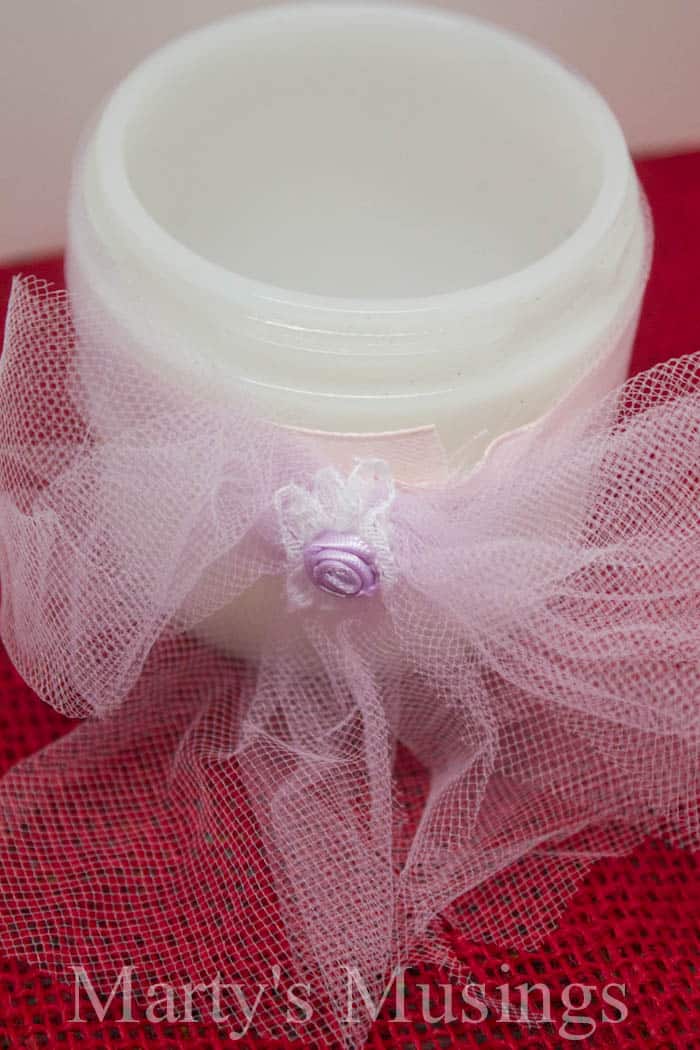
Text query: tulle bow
0 277 698 1045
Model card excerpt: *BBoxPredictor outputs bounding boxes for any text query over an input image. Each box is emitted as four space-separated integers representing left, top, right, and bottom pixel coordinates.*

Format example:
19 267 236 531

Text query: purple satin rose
303 530 379 598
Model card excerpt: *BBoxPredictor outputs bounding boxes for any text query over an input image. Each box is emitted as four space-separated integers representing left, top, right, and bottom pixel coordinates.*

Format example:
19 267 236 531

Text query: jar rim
89 1 634 325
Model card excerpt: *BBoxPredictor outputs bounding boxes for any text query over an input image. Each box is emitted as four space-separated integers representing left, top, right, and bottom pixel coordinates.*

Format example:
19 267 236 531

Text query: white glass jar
66 3 650 655
69 2 648 472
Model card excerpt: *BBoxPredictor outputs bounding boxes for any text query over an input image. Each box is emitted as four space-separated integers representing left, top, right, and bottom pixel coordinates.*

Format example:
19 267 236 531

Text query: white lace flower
273 458 396 608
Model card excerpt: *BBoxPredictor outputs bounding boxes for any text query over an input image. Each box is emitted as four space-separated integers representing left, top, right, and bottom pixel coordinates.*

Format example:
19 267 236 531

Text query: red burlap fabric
1 152 699 1049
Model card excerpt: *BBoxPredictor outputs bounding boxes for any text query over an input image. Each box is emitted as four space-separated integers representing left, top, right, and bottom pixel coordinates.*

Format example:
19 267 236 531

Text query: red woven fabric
1 152 699 1049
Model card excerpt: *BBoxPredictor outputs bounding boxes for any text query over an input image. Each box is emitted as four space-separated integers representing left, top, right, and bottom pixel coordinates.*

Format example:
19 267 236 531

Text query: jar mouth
89 1 633 321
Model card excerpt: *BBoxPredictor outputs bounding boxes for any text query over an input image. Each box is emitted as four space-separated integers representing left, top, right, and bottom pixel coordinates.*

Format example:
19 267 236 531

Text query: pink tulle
0 276 698 1045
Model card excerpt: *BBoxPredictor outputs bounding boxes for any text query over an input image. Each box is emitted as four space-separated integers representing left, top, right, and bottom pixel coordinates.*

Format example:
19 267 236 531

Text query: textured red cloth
1 152 699 1050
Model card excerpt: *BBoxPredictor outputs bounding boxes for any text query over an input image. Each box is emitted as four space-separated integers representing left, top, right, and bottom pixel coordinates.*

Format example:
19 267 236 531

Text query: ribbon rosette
274 458 396 608
0 277 698 1045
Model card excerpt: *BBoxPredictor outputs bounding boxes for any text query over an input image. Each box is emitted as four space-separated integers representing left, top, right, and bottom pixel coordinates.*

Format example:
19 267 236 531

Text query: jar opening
121 4 611 300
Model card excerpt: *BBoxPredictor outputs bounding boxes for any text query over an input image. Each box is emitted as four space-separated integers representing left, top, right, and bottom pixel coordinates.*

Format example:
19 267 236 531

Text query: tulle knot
273 458 396 609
